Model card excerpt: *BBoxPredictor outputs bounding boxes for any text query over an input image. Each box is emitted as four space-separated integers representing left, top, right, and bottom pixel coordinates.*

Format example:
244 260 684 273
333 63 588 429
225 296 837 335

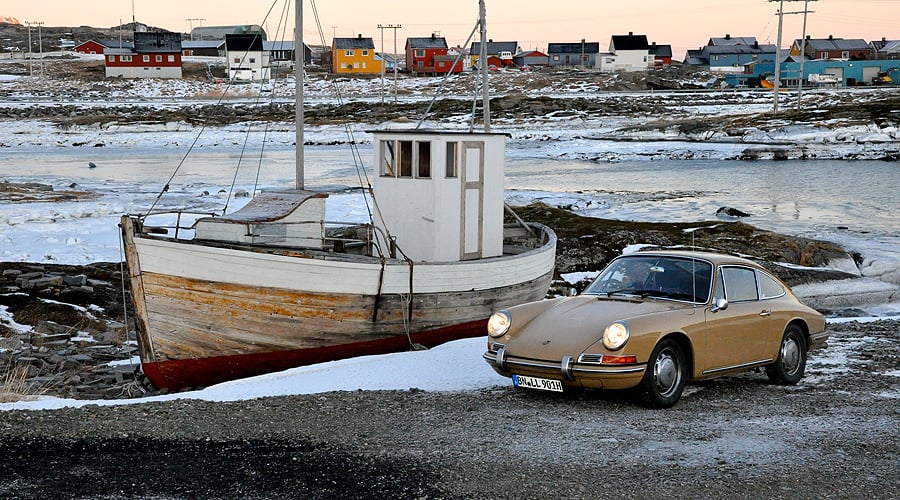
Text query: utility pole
378 24 401 105
769 0 816 113
36 21 44 76
377 24 386 104
581 38 585 69
186 18 206 41
25 22 33 76
796 0 816 109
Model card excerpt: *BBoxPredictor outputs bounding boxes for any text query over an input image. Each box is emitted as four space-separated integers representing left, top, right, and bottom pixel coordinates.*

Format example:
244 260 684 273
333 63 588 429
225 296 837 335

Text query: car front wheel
637 338 686 409
766 325 807 385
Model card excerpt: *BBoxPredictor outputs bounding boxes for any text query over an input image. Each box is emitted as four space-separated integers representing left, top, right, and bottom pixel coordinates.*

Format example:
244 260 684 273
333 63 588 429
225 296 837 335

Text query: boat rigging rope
144 0 284 217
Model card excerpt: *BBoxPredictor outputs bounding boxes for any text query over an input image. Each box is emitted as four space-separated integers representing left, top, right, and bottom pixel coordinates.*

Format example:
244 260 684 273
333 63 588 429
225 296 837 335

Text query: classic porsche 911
483 250 829 408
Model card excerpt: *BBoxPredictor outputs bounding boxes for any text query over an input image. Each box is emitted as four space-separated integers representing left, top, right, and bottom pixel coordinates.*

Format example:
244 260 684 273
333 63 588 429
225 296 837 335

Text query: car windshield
584 255 713 303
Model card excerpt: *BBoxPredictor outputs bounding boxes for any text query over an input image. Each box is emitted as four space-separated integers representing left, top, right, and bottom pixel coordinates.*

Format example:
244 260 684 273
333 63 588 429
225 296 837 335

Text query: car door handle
759 310 771 317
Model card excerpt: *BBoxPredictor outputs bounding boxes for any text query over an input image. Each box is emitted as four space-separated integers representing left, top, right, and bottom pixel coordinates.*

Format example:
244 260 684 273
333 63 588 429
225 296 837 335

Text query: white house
225 34 270 82
596 32 653 73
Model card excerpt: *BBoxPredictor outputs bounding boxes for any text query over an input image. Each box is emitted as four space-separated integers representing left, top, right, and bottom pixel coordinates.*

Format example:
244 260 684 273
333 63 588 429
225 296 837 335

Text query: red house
105 32 182 79
405 34 452 75
75 39 132 55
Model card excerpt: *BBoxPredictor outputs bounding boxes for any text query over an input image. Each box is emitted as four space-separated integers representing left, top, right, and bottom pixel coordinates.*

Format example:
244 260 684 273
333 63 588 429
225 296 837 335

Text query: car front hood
505 295 689 360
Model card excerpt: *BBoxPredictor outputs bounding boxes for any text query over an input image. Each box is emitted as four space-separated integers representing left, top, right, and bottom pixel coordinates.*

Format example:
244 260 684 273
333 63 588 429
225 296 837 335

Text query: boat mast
295 0 304 189
479 0 490 132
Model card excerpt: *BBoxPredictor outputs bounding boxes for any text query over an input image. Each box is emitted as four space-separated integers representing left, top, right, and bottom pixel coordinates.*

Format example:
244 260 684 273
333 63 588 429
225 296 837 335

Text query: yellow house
332 34 382 74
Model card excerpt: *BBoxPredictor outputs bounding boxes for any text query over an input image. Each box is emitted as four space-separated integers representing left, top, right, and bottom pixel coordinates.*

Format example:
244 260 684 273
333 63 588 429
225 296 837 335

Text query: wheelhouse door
460 141 484 260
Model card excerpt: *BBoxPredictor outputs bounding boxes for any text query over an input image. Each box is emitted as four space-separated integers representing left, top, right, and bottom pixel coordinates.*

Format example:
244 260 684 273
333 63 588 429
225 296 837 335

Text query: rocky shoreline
0 200 894 403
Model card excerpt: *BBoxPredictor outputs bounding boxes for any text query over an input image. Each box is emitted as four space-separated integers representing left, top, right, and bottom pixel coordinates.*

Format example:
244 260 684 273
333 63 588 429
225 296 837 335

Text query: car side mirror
710 298 728 313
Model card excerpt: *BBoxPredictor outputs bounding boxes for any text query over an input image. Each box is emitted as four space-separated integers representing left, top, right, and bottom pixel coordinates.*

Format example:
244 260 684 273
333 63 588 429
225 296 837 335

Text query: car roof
620 250 762 268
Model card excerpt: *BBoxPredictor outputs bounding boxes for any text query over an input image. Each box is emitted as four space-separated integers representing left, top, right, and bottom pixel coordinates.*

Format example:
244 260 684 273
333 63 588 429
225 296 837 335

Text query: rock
716 206 752 217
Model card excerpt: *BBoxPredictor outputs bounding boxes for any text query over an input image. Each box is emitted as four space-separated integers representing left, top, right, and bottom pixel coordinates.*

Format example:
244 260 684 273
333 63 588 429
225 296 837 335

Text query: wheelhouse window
446 142 458 178
398 140 413 177
417 142 431 178
380 139 433 179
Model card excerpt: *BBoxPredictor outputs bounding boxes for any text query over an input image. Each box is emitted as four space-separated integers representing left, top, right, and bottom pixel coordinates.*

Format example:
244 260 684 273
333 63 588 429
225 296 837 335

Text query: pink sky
4 0 897 59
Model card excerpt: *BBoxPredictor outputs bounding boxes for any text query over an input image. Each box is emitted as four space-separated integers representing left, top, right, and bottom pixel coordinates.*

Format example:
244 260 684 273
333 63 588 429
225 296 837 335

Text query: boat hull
121 216 556 390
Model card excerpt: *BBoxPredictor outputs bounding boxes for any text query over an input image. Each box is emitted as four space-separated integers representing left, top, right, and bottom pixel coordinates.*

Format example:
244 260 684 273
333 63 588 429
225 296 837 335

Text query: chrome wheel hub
654 350 680 396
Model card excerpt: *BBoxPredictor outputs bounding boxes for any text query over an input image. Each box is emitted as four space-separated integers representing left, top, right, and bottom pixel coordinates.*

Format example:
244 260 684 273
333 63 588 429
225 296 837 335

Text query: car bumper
809 329 830 351
483 348 646 390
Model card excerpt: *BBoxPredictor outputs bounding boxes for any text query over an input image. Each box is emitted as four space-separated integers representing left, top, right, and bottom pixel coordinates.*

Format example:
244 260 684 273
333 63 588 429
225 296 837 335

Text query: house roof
876 40 900 53
191 25 266 41
181 40 224 50
610 34 650 51
514 50 548 58
648 44 673 58
133 32 182 53
708 36 758 46
334 36 375 50
547 42 600 54
470 41 518 54
406 36 448 49
81 39 134 50
804 38 871 52
703 44 776 55
225 34 265 52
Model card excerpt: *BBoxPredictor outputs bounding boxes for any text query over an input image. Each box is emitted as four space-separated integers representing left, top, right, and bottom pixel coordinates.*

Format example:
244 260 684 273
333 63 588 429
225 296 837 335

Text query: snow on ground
2 312 897 412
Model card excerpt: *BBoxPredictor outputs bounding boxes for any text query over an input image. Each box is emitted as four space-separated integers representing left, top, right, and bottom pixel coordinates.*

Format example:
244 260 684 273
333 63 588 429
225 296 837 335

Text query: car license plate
512 374 563 392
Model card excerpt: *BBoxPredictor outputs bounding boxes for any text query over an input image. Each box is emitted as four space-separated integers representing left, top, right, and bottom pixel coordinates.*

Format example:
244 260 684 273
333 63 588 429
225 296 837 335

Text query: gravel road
0 320 897 499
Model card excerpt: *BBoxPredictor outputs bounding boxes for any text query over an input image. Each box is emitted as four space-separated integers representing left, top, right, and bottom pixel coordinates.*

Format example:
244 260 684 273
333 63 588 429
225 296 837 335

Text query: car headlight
602 321 630 350
487 310 511 338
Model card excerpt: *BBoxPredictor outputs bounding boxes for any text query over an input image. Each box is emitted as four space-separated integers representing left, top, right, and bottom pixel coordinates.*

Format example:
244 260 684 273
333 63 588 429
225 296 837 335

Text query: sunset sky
4 0 897 59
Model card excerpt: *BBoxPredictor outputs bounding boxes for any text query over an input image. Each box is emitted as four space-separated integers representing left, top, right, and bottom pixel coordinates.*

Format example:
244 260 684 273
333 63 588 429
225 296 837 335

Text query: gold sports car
483 250 829 408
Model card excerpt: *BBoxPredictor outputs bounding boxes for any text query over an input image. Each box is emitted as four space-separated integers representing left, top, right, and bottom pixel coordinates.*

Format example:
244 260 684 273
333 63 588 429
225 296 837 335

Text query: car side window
721 266 759 302
758 271 786 299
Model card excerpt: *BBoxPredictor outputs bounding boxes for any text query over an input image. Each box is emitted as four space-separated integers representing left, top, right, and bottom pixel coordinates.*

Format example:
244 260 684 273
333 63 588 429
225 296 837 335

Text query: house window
841 51 849 58
341 62 347 69
122 55 132 62
417 61 424 68
108 55 115 62
362 50 368 56
354 62 360 68
168 55 175 62
552 55 559 61
362 62 366 69
446 142 457 178
143 55 150 62
155 55 162 62
415 49 425 57
345 50 354 56
417 142 431 178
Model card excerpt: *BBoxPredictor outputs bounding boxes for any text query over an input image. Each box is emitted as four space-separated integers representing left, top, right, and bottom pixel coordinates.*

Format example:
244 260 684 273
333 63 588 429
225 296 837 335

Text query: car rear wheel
766 325 807 385
637 338 686 409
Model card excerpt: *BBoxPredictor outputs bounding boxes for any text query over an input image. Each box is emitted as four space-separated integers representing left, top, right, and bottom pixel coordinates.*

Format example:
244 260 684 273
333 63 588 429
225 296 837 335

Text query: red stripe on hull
142 318 488 391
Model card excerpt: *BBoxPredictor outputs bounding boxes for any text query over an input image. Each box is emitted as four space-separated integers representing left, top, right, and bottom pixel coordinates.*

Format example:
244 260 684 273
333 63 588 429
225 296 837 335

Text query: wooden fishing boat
120 0 557 391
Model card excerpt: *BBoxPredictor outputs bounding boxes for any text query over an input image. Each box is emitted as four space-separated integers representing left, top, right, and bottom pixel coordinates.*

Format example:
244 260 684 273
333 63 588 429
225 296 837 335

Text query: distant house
406 34 452 75
870 38 900 60
181 40 224 57
332 35 381 74
596 33 652 72
469 40 518 67
434 50 465 74
513 50 549 67
547 41 599 68
648 42 673 69
104 32 182 79
225 34 270 81
264 40 313 66
793 36 873 60
685 35 776 71
76 39 132 55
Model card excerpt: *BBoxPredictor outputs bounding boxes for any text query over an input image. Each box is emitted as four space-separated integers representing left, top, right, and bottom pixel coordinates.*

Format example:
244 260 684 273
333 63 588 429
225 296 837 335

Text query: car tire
766 325 807 385
637 338 686 409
